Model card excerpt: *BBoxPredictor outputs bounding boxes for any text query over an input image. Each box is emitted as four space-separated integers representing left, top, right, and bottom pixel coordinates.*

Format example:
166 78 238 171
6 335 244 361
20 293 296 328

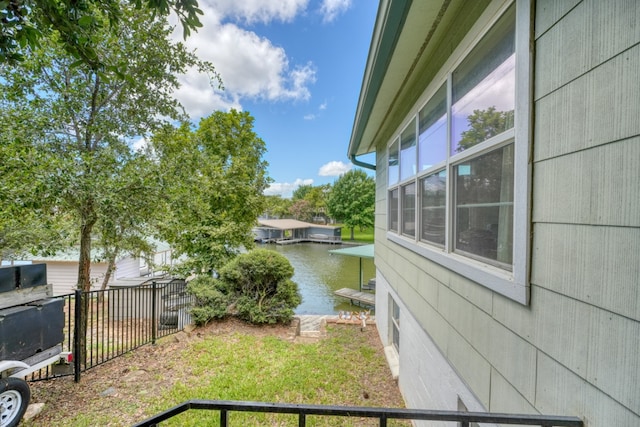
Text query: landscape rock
23 402 45 421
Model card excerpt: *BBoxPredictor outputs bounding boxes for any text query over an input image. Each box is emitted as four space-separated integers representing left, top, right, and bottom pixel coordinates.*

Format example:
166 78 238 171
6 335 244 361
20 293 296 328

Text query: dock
334 288 375 308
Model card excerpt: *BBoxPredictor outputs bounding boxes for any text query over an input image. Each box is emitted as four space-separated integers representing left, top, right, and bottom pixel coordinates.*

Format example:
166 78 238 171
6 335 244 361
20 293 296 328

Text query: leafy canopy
327 169 375 240
1 0 203 68
0 3 216 290
153 110 271 274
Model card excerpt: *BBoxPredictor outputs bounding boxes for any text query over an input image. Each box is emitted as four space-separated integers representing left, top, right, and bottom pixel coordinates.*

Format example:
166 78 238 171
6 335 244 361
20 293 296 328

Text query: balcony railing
132 399 583 427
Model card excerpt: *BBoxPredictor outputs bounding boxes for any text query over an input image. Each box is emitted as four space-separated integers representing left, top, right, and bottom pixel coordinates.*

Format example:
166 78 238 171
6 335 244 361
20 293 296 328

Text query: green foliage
263 195 292 218
288 199 313 221
0 4 217 290
218 249 301 324
1 0 204 68
291 184 313 201
153 110 270 274
457 106 514 152
186 275 229 326
327 170 375 240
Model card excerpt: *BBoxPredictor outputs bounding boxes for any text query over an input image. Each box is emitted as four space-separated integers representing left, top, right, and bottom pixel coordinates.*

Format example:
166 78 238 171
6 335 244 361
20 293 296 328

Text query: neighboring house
3 242 176 295
348 1 638 426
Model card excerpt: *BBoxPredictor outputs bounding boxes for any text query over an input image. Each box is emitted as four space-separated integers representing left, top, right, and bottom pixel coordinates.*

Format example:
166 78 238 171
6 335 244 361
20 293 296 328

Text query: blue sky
168 0 378 198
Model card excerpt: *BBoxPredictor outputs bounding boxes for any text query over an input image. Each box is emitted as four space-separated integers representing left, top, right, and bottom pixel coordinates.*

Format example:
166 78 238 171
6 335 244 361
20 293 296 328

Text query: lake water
262 242 375 315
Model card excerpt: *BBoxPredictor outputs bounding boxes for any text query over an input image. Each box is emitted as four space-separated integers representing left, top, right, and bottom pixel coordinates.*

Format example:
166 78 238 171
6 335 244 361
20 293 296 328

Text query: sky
166 0 379 198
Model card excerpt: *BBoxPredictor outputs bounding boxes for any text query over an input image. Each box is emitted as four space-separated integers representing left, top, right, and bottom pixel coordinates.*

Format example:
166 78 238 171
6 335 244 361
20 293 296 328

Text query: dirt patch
25 317 406 426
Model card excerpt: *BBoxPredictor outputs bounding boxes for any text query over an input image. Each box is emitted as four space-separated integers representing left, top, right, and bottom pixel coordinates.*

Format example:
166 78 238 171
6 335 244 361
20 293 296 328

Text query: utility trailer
0 265 72 427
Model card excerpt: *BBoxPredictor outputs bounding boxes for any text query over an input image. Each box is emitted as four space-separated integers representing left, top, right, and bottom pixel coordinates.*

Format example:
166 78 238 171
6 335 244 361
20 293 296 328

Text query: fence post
73 289 82 383
151 281 157 345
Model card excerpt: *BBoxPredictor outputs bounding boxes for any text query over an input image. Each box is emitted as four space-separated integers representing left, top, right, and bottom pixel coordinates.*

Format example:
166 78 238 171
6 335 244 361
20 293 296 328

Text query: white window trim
386 0 532 305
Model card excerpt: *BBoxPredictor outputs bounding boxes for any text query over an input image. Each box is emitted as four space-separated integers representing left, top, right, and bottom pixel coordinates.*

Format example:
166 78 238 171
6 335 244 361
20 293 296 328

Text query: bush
219 249 301 324
186 275 229 326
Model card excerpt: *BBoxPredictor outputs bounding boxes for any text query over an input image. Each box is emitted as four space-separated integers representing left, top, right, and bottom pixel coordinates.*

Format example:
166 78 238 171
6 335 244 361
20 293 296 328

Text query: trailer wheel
0 377 30 427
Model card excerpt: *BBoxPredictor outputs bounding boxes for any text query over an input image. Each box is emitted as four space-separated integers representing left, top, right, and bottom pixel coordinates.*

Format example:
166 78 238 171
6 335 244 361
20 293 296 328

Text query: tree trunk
78 218 96 292
77 209 96 369
97 254 116 303
350 227 355 241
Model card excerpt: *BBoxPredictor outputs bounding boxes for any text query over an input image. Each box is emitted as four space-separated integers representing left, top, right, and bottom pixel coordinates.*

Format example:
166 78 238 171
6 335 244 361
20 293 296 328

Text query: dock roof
257 219 339 230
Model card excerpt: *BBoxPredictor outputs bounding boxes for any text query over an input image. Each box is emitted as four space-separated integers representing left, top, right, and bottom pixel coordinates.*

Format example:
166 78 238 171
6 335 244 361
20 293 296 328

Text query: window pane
388 188 399 232
401 182 416 237
420 169 447 245
400 119 416 180
391 298 400 352
419 84 447 170
388 138 399 186
451 4 515 154
454 144 514 265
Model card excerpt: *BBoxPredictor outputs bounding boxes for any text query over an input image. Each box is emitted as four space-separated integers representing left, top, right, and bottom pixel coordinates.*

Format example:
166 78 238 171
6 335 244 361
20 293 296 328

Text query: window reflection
388 138 399 186
400 120 416 181
389 188 399 232
419 84 447 170
401 183 416 237
451 5 515 154
420 170 447 245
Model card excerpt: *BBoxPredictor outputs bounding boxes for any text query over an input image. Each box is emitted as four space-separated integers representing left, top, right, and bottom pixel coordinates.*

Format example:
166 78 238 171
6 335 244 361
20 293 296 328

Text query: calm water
262 242 375 314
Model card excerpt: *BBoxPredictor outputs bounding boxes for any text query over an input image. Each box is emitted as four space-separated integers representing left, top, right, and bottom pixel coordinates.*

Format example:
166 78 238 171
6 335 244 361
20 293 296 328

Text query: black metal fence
29 278 192 382
132 400 584 427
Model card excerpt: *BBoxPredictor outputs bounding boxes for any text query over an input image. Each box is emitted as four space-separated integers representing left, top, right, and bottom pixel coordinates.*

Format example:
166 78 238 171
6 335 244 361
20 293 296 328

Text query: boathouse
254 219 342 244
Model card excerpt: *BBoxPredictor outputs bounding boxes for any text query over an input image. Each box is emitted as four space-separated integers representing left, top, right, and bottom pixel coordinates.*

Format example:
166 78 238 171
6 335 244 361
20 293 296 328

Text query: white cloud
303 114 316 120
319 101 327 110
264 178 314 198
203 0 309 24
171 2 317 118
319 0 352 23
318 161 351 177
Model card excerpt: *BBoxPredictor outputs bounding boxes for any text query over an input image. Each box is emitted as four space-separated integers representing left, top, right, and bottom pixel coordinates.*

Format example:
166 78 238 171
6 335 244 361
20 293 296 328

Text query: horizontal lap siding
372 1 640 425
531 0 640 424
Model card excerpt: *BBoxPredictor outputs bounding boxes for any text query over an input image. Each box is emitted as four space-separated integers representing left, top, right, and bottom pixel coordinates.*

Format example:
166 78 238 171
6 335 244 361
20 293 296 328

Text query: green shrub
219 249 301 324
186 275 229 326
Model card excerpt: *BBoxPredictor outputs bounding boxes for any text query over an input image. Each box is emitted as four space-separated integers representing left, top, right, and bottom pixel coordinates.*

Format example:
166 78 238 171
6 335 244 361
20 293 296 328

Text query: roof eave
348 0 455 159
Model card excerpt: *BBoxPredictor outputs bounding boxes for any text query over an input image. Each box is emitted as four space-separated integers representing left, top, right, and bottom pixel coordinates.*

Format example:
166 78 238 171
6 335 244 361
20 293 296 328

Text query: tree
94 153 160 293
1 0 203 67
263 195 292 219
292 184 313 201
291 183 330 222
305 184 330 221
288 199 313 222
0 4 217 293
327 169 375 240
153 110 270 275
0 140 76 260
457 106 514 152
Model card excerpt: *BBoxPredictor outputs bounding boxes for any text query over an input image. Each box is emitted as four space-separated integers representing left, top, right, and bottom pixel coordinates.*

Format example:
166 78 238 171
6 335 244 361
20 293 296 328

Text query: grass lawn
339 225 374 243
26 319 408 426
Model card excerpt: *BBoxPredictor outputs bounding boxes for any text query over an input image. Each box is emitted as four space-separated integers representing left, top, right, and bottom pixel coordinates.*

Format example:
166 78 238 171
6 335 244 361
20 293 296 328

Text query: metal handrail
132 399 584 427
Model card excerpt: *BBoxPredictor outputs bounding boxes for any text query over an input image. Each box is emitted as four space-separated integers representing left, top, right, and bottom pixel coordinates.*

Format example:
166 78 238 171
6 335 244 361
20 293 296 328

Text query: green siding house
348 0 639 425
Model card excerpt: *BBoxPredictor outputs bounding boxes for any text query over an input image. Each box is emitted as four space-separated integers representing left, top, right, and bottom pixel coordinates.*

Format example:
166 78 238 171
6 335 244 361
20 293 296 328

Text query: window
390 297 400 352
419 83 447 171
420 169 446 246
389 188 399 232
386 1 530 303
455 145 513 266
400 119 416 181
401 182 416 237
388 138 399 186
